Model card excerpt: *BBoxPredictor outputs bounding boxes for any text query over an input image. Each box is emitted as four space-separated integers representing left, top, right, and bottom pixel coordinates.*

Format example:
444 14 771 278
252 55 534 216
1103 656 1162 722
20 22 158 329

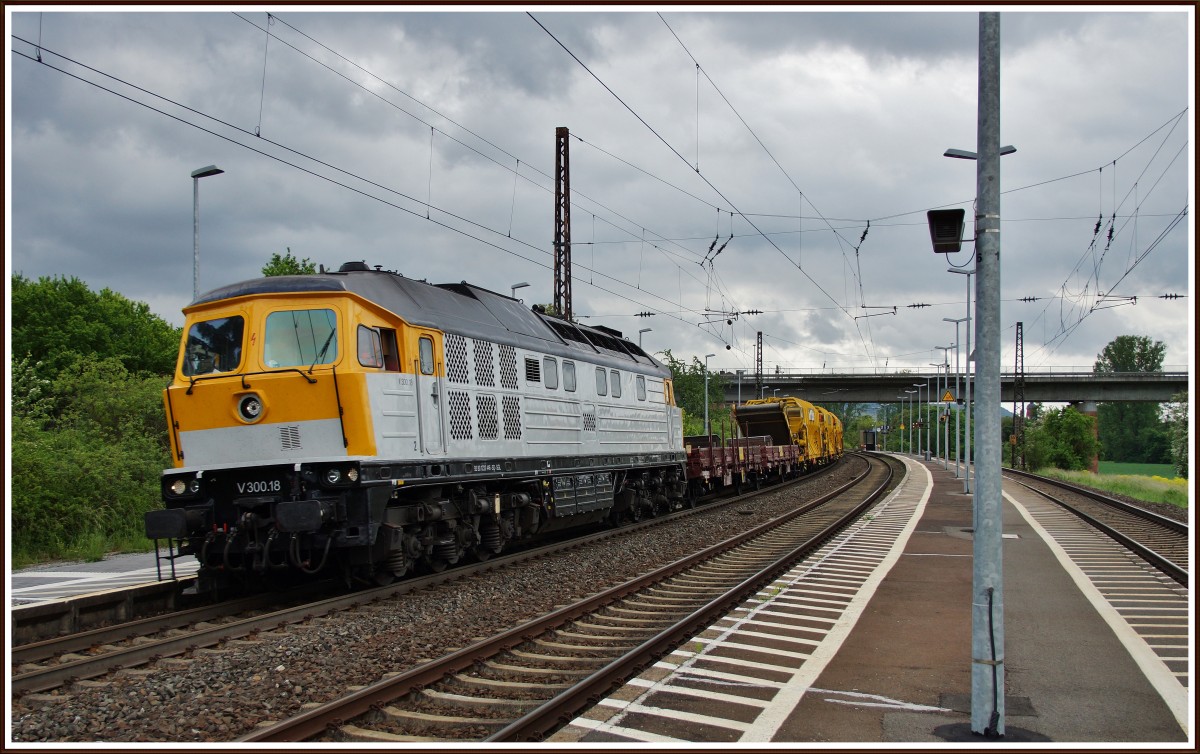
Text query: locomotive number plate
236 479 283 495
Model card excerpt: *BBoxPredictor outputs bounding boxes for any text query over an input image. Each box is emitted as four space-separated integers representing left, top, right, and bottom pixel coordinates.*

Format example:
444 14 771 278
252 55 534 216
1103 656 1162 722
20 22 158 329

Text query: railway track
1002 468 1188 584
240 454 894 743
10 458 847 701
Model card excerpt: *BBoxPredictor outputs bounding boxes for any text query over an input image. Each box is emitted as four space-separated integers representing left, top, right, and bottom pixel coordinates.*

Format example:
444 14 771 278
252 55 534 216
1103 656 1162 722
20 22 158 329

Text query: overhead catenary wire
237 13 718 300
9 42 721 333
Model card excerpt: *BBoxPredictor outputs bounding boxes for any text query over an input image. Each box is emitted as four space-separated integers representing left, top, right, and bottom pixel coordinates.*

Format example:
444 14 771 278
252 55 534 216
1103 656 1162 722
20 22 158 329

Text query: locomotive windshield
264 308 338 368
182 316 244 376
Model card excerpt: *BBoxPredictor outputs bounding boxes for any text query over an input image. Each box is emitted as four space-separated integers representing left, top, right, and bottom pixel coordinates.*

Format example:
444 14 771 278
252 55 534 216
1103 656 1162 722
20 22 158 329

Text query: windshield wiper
309 327 337 374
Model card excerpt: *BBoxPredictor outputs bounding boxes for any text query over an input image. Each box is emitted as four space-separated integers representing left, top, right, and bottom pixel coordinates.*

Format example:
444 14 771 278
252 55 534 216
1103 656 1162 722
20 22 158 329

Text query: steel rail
12 457 843 696
1003 470 1187 585
1003 467 1187 533
240 453 886 742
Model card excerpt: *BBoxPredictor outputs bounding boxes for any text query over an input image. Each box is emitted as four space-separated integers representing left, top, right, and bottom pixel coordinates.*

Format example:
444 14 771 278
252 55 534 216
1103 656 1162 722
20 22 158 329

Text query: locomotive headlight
324 468 342 485
237 393 264 423
188 479 202 494
170 480 188 496
346 468 359 483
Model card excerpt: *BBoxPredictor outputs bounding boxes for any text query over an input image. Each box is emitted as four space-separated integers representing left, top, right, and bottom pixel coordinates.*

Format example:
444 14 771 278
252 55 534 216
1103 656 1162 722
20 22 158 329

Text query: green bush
10 357 170 566
1023 406 1099 472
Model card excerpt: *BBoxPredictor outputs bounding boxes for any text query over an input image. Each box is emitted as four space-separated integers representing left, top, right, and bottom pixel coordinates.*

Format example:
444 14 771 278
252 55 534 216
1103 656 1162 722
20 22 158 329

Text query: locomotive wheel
627 499 644 524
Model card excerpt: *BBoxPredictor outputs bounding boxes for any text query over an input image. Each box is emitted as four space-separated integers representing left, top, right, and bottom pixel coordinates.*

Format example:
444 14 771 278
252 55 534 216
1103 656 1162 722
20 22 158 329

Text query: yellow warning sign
942 391 955 402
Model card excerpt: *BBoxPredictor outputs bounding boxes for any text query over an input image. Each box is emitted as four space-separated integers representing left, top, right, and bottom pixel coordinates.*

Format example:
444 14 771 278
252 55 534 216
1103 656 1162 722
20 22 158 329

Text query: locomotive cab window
544 357 559 389
636 375 647 401
264 309 338 368
418 336 435 375
609 369 621 398
357 326 384 368
183 315 244 376
595 366 607 396
563 361 577 392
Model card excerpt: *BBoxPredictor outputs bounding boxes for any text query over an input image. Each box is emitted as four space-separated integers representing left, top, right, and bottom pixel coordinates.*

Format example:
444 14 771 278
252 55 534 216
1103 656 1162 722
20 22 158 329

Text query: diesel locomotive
145 262 689 591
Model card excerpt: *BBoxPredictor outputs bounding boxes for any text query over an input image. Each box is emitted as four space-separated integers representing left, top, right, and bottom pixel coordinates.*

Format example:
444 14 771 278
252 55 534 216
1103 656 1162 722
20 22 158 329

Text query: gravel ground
12 462 865 743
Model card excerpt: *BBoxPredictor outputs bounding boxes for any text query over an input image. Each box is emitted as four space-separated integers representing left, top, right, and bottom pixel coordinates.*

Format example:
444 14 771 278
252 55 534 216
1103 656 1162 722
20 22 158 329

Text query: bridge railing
718 366 1189 379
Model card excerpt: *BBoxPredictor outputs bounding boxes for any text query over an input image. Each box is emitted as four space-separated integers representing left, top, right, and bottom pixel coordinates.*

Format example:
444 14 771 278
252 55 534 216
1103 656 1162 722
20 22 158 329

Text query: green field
1035 466 1188 510
1097 461 1180 478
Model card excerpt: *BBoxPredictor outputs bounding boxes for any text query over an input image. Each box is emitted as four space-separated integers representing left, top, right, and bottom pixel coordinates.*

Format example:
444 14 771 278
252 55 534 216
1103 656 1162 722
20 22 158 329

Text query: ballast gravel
12 465 865 743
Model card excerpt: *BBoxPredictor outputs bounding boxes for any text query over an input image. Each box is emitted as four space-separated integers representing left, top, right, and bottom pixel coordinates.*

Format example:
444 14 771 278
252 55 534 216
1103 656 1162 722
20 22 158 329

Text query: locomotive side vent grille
473 339 496 387
524 357 541 383
477 394 499 440
499 345 519 390
583 410 597 432
280 425 302 450
502 395 522 440
446 333 469 384
448 390 473 440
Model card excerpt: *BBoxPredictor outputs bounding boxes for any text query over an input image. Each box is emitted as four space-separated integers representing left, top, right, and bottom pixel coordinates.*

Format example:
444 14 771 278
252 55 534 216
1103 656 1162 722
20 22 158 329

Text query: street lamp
945 318 968 482
703 353 716 438
638 328 652 348
511 281 530 299
948 267 974 494
904 390 916 455
935 345 953 468
930 363 944 465
913 383 928 459
191 164 224 300
943 15 1009 735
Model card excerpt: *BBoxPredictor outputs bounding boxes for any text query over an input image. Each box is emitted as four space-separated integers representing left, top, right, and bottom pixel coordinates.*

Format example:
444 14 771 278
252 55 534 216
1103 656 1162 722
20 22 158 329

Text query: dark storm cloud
6 7 1192 375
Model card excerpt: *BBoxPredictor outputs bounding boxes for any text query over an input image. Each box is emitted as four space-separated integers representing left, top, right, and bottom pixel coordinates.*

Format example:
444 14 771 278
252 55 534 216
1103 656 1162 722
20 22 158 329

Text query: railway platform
552 453 1191 745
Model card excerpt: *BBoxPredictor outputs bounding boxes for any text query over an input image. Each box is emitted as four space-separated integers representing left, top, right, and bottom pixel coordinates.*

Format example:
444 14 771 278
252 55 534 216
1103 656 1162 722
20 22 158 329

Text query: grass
11 530 155 571
1097 461 1180 478
1033 467 1189 510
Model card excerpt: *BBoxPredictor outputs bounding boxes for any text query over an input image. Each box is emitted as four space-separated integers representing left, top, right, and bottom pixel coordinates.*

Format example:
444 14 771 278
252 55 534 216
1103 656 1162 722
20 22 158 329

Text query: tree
262 248 317 276
1093 335 1170 464
658 349 729 437
1023 406 1100 472
1163 391 1189 479
10 274 180 375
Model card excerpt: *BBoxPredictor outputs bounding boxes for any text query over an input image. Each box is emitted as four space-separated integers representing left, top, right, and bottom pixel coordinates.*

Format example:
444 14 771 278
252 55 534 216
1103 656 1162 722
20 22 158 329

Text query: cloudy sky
6 6 1194 381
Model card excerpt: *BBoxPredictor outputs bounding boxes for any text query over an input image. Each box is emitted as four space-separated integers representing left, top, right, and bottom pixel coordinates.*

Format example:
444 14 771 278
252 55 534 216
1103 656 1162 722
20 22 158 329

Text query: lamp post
948 267 974 492
735 369 745 405
191 165 224 300
913 383 928 459
945 13 1007 736
511 281 530 299
930 363 944 466
897 396 908 454
638 328 652 348
904 390 916 455
944 318 967 481
703 353 716 438
935 345 953 468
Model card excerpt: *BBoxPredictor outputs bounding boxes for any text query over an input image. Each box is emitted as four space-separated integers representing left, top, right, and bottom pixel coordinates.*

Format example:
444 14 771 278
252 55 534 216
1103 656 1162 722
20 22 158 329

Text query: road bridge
716 370 1188 405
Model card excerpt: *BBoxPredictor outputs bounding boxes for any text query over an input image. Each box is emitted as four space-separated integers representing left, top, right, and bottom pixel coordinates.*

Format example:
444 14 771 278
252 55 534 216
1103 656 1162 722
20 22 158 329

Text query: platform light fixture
191 164 224 299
